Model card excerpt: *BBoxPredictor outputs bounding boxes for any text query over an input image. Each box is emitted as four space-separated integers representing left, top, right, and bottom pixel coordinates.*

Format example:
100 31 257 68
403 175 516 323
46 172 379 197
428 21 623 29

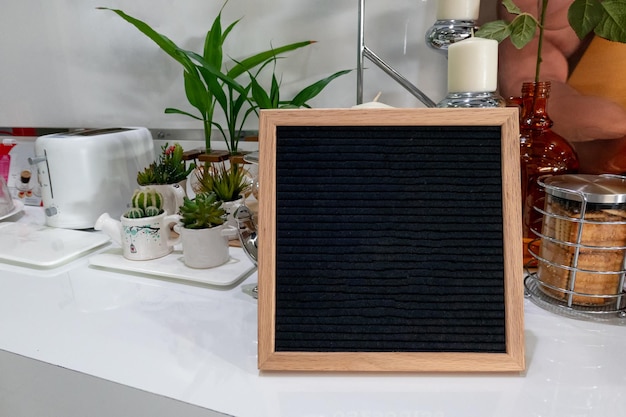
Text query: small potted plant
194 161 250 202
177 191 233 268
95 188 181 261
192 160 251 234
137 142 194 215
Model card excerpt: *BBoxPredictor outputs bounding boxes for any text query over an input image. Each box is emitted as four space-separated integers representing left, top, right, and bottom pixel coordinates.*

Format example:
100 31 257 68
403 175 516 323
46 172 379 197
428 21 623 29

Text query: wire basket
525 175 626 320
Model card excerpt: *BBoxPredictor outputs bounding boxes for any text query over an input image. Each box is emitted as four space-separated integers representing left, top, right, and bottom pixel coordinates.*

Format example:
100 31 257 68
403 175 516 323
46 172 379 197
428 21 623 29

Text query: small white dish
0 199 24 221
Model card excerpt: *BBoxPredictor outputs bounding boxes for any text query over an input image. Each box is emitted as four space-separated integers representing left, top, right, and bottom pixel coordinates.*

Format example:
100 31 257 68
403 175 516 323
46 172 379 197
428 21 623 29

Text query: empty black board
274 125 506 353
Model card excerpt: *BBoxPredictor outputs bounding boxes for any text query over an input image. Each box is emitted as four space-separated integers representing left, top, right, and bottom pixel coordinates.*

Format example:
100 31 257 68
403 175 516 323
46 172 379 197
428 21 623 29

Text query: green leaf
164 108 203 120
502 0 523 15
183 71 208 113
188 51 248 96
250 77 273 109
226 40 314 79
221 19 240 45
204 68 228 111
475 20 513 42
270 74 281 108
509 14 538 49
97 8 195 73
568 0 604 39
289 69 352 108
203 22 223 69
594 0 626 42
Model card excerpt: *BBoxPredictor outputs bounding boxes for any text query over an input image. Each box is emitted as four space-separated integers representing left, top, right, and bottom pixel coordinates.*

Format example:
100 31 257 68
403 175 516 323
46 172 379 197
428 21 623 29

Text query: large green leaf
183 70 208 113
203 66 229 111
227 40 314 79
475 20 513 42
250 77 273 109
203 11 228 69
509 14 538 49
594 0 626 42
502 0 523 15
568 0 604 39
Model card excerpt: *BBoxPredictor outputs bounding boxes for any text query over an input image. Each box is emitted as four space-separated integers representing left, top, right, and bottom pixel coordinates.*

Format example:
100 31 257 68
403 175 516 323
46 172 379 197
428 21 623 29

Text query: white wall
0 0 462 131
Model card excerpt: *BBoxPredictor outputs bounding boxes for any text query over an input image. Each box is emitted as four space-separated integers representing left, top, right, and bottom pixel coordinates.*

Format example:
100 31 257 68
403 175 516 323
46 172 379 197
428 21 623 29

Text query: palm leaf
289 69 352 107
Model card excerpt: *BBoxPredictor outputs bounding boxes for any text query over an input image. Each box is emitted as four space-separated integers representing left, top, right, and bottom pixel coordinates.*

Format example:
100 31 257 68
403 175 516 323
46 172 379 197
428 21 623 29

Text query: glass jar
533 174 626 307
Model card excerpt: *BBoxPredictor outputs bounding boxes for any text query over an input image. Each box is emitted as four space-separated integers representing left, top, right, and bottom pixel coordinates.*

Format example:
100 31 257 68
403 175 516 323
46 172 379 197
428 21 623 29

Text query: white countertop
0 206 625 417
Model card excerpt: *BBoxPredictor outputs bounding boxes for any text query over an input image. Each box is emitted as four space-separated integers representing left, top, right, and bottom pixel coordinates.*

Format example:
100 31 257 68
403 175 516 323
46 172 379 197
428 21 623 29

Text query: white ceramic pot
177 224 234 269
95 212 181 261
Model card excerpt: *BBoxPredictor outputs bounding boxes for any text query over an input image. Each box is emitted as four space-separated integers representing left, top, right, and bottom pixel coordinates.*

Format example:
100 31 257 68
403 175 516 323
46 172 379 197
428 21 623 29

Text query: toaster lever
28 156 47 165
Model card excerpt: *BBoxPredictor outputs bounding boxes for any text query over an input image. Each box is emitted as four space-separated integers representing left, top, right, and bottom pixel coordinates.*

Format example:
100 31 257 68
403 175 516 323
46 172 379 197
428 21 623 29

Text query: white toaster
31 127 154 229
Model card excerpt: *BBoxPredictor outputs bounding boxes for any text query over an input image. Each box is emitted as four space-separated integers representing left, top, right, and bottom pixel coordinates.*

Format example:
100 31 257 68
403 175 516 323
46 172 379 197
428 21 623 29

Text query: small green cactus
131 188 163 212
144 206 161 217
124 189 164 218
179 192 226 229
124 207 145 219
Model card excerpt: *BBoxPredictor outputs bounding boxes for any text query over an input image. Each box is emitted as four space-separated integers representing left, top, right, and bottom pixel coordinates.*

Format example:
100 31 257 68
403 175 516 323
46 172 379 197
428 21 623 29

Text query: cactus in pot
124 188 164 219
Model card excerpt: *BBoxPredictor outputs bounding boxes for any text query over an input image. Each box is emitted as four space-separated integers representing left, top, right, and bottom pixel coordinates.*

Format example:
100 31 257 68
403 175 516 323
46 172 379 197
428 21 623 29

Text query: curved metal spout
234 205 258 266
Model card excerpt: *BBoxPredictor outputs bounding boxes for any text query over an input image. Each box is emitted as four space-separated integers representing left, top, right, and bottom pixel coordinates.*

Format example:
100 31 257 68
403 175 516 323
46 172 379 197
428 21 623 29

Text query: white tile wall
0 0 458 129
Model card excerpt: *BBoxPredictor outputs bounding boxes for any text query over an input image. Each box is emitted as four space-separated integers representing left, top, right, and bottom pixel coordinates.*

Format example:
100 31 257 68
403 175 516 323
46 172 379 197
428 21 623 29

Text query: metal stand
356 0 436 107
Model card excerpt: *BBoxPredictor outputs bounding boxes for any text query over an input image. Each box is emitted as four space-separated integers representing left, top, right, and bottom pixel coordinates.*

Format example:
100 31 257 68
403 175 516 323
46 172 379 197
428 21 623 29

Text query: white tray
89 247 256 287
0 222 110 267
0 199 24 221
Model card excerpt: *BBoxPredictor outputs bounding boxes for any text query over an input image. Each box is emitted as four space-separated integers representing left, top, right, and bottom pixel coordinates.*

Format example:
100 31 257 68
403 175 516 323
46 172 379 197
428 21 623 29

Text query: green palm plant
99 2 315 155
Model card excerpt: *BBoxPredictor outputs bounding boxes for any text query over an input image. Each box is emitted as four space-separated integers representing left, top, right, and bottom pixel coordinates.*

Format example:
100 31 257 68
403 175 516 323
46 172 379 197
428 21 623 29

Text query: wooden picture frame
257 108 524 373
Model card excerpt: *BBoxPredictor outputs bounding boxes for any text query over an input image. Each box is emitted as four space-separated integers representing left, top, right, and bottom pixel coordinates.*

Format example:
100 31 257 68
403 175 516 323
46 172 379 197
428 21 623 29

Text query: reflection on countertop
0 205 624 417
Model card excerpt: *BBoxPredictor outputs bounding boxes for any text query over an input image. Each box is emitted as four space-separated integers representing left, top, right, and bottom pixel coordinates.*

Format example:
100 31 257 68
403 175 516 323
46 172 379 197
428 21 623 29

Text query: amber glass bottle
512 82 580 265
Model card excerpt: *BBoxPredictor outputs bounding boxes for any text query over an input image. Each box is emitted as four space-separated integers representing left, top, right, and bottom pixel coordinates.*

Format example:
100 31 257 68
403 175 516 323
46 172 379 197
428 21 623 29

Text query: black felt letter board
273 125 506 353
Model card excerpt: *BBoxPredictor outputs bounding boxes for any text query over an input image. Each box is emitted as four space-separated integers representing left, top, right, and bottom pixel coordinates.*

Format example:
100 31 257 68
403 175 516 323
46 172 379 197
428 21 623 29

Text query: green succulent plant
179 192 226 229
195 161 249 202
124 188 164 218
137 143 195 186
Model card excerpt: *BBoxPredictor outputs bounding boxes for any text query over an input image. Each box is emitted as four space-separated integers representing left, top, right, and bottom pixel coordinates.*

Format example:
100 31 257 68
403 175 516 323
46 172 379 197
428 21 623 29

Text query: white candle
351 102 394 109
436 0 481 21
447 37 498 93
351 92 394 109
